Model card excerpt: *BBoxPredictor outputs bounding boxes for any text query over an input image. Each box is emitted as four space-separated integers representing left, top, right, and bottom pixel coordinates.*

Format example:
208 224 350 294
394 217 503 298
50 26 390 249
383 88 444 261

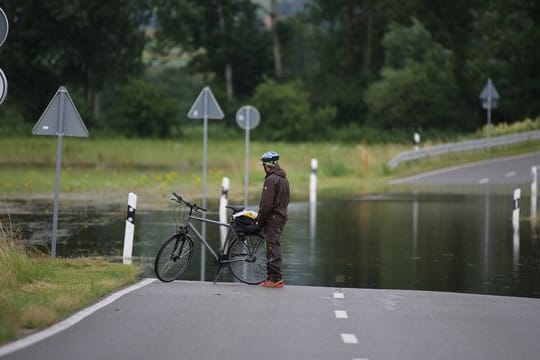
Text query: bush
106 79 180 138
365 19 462 131
0 103 31 136
251 79 335 141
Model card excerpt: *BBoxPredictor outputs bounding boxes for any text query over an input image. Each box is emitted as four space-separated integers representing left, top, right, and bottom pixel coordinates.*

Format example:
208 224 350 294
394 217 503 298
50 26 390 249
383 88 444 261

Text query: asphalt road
389 151 540 185
1 280 540 360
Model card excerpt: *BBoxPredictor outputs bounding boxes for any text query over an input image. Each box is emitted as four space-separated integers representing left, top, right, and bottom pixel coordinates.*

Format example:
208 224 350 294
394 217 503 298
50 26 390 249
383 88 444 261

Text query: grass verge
1 136 540 205
0 221 141 345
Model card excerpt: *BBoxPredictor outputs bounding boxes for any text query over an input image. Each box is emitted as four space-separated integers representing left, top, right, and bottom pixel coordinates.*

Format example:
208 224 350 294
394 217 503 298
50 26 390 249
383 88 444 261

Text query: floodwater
3 187 540 298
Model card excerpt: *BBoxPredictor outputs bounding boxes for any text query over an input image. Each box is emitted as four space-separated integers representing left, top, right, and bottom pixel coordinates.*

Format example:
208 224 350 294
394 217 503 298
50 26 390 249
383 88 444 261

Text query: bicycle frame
186 213 257 265
186 215 229 260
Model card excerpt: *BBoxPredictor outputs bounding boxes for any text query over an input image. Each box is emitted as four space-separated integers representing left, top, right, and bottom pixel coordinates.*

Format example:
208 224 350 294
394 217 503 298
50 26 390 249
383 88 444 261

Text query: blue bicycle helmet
260 151 280 166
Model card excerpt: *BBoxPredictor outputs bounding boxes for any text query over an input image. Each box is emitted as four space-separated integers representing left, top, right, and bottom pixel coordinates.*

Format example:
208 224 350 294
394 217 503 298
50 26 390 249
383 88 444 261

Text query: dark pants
264 217 286 281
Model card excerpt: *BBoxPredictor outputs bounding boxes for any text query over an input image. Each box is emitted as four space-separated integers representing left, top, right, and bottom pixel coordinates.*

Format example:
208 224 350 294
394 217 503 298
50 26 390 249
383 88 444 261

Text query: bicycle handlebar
171 192 207 212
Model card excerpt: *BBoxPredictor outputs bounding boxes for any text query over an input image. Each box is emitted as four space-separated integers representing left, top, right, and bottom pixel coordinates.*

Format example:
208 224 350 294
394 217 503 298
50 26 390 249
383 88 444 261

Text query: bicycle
154 192 267 285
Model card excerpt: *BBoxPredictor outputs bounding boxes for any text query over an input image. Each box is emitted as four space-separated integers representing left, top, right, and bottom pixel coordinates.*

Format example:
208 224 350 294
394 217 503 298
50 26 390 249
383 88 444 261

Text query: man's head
260 151 279 172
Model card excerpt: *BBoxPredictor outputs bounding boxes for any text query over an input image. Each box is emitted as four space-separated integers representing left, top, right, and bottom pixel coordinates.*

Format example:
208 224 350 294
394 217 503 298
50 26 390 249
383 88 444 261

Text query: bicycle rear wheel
229 235 267 285
154 234 194 282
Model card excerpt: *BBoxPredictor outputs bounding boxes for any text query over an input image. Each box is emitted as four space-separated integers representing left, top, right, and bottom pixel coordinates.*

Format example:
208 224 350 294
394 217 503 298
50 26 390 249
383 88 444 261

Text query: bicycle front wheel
154 234 194 282
229 235 267 285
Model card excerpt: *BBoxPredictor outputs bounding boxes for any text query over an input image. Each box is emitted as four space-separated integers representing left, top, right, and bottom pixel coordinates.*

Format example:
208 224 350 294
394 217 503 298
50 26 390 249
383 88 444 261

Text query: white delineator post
310 158 318 204
512 188 521 231
123 192 137 264
219 177 230 249
531 166 537 219
513 188 521 266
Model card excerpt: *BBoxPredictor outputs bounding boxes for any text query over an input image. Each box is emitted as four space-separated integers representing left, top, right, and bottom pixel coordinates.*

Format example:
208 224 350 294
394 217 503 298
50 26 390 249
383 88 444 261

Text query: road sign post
32 86 89 257
188 86 224 281
0 6 9 105
479 79 500 140
235 105 260 208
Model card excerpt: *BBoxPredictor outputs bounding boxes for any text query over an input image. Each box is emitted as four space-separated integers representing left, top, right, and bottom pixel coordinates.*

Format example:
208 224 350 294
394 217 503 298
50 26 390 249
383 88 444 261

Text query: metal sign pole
33 86 89 258
187 86 224 281
51 134 63 257
51 90 66 257
487 86 492 140
235 105 260 208
244 109 251 208
201 95 208 281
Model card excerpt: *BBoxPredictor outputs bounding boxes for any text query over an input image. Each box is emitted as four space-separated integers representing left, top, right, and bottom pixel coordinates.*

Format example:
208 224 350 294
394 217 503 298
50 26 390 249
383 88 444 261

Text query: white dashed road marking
335 310 348 319
341 333 358 344
334 291 344 299
505 171 516 177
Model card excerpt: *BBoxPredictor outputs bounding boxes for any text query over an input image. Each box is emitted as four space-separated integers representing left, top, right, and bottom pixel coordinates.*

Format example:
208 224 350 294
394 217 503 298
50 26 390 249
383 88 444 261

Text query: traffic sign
235 105 261 207
0 6 8 106
32 86 89 258
479 78 500 110
0 7 8 47
33 86 89 137
0 68 6 105
187 86 224 119
479 78 500 139
236 105 260 130
187 86 224 280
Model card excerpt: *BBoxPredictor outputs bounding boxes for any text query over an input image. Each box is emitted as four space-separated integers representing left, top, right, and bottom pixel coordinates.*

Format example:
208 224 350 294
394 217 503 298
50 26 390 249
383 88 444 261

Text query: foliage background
0 0 538 140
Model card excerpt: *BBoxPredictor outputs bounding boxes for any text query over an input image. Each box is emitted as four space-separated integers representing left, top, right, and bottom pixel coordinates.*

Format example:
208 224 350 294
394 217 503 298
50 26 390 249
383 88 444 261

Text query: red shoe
260 279 284 288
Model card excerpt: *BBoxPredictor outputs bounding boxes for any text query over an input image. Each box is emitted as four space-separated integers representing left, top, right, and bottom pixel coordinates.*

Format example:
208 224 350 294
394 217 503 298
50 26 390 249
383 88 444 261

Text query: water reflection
5 190 540 298
482 185 490 292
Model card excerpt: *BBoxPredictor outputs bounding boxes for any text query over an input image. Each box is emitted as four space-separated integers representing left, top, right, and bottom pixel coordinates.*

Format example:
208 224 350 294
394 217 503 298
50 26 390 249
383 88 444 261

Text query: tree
306 0 390 125
365 19 462 130
0 0 150 122
251 78 335 141
154 0 272 99
107 78 180 138
466 0 540 122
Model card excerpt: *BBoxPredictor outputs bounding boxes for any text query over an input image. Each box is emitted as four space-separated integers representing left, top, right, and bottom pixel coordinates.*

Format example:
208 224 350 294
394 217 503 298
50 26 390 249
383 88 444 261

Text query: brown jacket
256 165 290 227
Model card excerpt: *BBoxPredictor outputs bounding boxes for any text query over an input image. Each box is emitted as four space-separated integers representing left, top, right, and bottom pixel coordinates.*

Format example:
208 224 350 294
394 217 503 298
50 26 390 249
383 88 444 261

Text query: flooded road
4 185 539 298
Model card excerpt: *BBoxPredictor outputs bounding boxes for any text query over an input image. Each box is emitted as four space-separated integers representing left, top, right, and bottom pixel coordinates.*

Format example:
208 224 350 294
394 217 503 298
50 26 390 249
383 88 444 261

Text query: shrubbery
106 79 180 138
251 79 336 141
365 19 464 131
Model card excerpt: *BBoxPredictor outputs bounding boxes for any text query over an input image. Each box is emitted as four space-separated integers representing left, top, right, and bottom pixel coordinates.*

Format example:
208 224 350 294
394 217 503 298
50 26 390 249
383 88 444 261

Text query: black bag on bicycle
232 210 260 235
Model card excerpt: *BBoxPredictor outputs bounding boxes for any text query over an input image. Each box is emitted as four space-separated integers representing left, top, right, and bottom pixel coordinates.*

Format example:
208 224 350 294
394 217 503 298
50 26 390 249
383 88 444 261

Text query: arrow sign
187 86 224 119
33 86 89 137
479 78 500 110
479 78 500 140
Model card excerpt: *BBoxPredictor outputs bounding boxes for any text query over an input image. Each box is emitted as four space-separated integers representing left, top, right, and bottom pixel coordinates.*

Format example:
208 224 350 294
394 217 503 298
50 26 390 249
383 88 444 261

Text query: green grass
1 134 540 205
0 221 141 345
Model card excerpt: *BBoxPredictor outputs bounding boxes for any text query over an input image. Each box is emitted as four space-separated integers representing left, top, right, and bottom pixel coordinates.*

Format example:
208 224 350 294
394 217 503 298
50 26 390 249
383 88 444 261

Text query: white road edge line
341 333 358 344
505 171 516 177
389 151 540 184
0 278 156 358
335 310 348 319
478 178 489 184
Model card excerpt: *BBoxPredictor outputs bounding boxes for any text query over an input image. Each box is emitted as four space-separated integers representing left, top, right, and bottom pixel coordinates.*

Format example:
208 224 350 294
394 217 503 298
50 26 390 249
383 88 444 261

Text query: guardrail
388 130 540 169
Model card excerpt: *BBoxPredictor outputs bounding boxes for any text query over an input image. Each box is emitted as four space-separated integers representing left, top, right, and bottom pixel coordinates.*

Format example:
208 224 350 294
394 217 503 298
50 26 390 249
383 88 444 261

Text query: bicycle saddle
225 205 245 214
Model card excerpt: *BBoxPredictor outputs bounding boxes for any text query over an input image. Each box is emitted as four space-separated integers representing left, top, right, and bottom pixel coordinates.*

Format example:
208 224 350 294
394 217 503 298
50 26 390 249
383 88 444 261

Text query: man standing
257 151 290 288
